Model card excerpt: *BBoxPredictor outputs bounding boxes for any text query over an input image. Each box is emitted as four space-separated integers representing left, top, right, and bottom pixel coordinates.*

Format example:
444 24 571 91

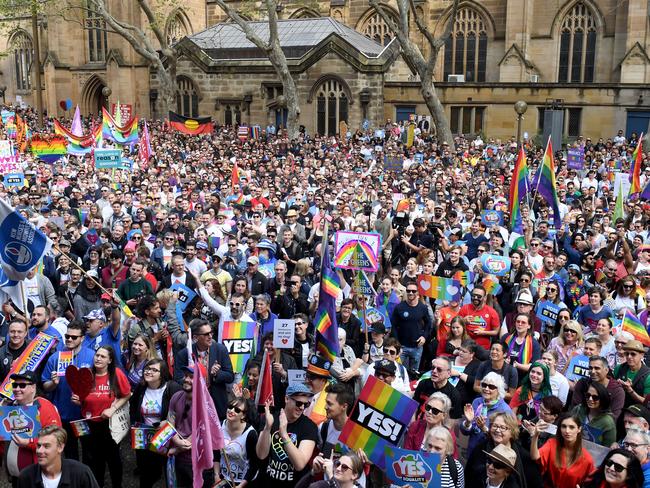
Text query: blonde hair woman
547 320 584 374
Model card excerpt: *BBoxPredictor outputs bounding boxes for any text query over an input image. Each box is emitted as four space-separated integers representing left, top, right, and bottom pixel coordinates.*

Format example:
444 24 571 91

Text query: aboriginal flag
168 111 213 135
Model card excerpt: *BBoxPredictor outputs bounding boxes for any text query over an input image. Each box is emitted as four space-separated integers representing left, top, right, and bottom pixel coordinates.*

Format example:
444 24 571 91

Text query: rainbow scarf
504 333 533 364
508 146 529 233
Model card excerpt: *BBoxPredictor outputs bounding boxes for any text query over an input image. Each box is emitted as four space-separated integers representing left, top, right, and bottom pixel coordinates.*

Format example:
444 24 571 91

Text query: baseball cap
374 359 397 376
10 371 38 383
84 309 107 322
286 384 314 397
370 322 386 334
247 256 259 265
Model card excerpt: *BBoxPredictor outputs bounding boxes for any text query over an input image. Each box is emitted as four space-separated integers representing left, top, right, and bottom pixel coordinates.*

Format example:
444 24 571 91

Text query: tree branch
407 0 435 48
211 0 270 52
433 0 459 49
137 0 167 50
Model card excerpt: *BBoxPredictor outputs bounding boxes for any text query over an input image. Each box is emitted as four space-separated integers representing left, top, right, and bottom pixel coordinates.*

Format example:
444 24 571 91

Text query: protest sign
56 350 74 377
383 156 403 172
567 147 585 170
0 140 12 158
417 275 462 301
334 231 380 272
353 270 376 297
339 375 418 468
170 282 197 331
94 149 122 169
565 354 590 381
536 301 561 326
480 254 511 276
384 447 441 488
287 369 306 386
273 319 295 349
481 210 504 227
0 157 21 175
131 426 155 449
0 406 40 439
3 173 24 187
0 333 57 400
218 321 258 374
109 403 130 443
357 306 392 331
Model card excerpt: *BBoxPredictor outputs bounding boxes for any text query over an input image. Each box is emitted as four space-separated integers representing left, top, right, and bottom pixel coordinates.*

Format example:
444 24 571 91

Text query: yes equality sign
385 447 441 487
339 375 418 469
0 406 41 439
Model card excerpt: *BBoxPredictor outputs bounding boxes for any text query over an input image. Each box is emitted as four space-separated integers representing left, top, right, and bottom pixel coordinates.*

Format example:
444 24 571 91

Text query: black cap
626 404 650 425
374 359 397 376
10 371 38 383
369 322 386 334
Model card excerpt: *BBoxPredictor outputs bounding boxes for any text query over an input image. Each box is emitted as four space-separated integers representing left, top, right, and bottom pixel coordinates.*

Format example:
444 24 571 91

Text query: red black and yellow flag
168 111 213 135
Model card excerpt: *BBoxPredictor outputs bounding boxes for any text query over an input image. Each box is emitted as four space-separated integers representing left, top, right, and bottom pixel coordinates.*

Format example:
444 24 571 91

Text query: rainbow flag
251 125 261 139
532 137 561 228
622 309 650 347
333 240 379 272
149 421 176 453
54 119 102 155
508 145 529 233
77 208 89 226
396 198 410 212
232 194 245 205
339 375 418 468
102 107 139 145
30 135 68 164
131 426 155 449
315 238 341 362
114 293 134 319
232 161 241 189
70 419 92 437
309 386 329 425
452 270 475 287
630 133 644 197
416 275 462 301
482 275 503 295
218 321 258 373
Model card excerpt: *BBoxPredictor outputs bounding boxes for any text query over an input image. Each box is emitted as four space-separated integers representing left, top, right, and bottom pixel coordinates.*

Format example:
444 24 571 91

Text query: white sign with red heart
273 319 296 349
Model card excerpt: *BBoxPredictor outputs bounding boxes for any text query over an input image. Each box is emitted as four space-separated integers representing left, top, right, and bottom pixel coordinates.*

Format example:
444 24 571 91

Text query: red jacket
403 418 458 458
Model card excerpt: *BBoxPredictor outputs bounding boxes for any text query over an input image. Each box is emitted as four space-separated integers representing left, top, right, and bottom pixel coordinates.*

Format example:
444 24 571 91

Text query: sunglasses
12 382 33 389
406 290 418 294
564 329 578 334
334 460 352 472
481 382 498 391
605 459 627 473
586 393 601 401
291 399 310 409
228 404 244 414
384 349 398 355
487 459 509 470
64 334 83 340
196 331 213 337
425 405 443 415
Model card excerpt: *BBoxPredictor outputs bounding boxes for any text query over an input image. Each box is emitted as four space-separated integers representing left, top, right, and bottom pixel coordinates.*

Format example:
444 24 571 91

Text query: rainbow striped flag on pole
339 375 418 468
622 309 650 347
315 234 341 362
508 145 529 233
416 275 462 301
531 136 562 228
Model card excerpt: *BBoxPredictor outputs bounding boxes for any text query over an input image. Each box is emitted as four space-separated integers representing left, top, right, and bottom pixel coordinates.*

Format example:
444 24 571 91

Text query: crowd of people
0 103 648 488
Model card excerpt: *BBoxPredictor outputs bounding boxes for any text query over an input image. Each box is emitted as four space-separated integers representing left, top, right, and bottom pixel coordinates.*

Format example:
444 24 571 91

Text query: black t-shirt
258 413 319 486
412 379 462 419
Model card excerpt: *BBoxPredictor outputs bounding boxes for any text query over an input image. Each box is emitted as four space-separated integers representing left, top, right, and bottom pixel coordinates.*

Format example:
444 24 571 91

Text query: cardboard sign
109 403 130 444
565 354 590 381
384 156 403 172
339 375 418 469
353 270 377 297
417 275 462 301
0 333 57 400
0 406 40 439
3 173 24 187
218 321 259 374
56 351 74 377
480 254 511 276
273 319 295 349
567 147 585 170
334 231 381 272
536 301 561 326
384 447 441 488
287 369 306 386
481 210 504 227
94 149 122 169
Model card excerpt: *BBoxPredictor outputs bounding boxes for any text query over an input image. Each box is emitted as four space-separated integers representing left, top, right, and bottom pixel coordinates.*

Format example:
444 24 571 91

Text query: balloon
59 100 67 110
65 99 73 110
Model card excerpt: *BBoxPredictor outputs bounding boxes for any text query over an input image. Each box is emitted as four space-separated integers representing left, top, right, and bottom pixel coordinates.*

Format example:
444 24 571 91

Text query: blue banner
0 405 41 439
94 149 122 169
170 282 197 332
384 446 441 487
0 199 52 280
3 173 24 187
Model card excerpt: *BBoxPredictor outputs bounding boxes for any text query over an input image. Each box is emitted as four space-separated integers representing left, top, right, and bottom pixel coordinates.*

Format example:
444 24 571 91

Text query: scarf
504 333 533 364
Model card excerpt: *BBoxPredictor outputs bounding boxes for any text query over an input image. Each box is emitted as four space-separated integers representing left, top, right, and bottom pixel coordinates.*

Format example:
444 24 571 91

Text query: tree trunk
156 60 177 116
420 77 453 144
270 47 300 139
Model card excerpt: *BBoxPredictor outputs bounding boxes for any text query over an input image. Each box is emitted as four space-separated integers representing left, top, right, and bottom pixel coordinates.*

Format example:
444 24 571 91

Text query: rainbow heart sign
417 275 462 301
480 253 511 276
334 231 381 272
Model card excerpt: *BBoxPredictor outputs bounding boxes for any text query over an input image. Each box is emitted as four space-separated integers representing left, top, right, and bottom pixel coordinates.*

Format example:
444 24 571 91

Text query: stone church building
1 0 649 140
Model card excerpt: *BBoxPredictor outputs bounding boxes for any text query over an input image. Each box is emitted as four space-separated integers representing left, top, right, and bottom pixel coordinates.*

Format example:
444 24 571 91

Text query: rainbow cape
54 119 102 155
102 107 139 145
630 133 644 197
622 309 650 347
30 134 68 163
508 146 529 233
531 137 561 228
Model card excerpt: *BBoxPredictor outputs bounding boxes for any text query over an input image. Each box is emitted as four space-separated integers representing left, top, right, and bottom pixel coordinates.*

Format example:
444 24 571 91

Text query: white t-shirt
42 473 63 488
141 385 166 426
24 275 41 307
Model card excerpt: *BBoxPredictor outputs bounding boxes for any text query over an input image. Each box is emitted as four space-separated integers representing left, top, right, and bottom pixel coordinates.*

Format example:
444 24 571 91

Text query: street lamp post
101 86 112 112
514 100 528 146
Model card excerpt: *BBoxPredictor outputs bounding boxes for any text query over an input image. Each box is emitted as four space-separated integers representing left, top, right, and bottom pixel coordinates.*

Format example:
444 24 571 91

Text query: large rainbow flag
315 237 341 362
417 275 462 301
622 309 650 347
339 375 418 468
508 145 529 233
54 120 102 156
30 134 68 163
532 136 561 228
218 321 258 373
630 133 644 197
102 107 139 145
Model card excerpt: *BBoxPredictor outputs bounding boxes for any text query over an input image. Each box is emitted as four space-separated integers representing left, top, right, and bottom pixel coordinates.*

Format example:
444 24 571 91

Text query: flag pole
53 245 114 297
18 281 29 321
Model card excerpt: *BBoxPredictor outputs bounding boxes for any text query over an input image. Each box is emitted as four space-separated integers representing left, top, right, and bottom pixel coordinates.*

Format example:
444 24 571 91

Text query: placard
56 350 74 377
0 333 57 400
384 447 441 488
109 403 130 444
357 306 392 331
565 354 590 381
334 231 381 272
94 149 122 169
3 173 24 187
287 369 306 387
480 254 511 276
339 375 418 469
111 103 133 123
218 321 259 374
567 147 585 170
449 364 466 387
481 210 504 227
536 301 561 326
0 406 41 439
417 275 462 301
353 270 376 297
384 156 403 172
273 319 295 349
